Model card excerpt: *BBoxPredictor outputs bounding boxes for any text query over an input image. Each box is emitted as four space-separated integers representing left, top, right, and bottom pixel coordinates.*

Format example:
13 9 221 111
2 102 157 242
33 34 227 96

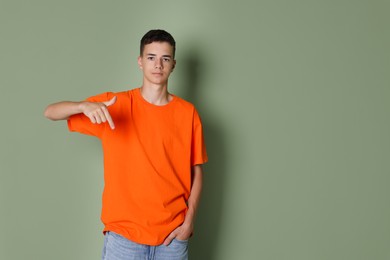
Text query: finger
102 107 115 129
96 109 106 123
93 111 102 124
88 114 97 124
103 96 117 107
163 232 176 246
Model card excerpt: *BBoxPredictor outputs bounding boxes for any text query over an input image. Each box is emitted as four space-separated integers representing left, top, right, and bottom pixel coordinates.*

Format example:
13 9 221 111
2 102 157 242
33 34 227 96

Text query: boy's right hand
81 96 117 129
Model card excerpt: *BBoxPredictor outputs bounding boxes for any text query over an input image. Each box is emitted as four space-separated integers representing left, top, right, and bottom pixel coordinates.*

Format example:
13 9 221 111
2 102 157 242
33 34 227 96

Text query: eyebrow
146 53 172 58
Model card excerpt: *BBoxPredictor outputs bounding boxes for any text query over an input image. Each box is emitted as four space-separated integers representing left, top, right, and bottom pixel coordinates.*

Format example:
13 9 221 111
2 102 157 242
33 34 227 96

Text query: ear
138 56 143 69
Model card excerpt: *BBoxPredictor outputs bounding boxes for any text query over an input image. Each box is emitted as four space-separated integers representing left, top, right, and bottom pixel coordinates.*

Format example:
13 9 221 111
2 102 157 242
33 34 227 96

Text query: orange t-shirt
67 88 208 245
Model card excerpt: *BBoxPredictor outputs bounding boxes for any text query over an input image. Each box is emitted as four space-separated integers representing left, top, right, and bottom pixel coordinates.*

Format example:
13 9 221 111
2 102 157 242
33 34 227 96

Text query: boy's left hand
163 223 193 246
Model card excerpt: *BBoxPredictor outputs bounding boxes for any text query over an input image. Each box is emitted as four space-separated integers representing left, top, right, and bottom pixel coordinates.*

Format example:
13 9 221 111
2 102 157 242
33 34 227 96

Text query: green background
1 0 389 259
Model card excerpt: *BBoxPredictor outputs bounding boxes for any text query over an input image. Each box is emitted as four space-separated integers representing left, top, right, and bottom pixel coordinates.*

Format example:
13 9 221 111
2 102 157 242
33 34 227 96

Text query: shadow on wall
180 47 226 260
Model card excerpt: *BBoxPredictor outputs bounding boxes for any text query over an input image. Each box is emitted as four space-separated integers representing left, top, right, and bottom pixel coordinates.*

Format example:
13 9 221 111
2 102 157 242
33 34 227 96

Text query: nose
155 58 162 69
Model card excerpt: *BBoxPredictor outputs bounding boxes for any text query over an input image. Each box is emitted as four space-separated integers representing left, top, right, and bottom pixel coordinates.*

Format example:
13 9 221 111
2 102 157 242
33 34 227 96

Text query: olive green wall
1 0 389 259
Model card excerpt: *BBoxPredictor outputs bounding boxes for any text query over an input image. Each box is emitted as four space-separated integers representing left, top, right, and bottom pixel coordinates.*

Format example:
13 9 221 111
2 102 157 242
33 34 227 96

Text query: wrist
78 101 88 113
183 213 195 227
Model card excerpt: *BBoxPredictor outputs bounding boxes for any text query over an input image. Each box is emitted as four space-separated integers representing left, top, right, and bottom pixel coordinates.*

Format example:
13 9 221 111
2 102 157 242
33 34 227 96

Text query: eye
147 56 155 61
163 57 171 62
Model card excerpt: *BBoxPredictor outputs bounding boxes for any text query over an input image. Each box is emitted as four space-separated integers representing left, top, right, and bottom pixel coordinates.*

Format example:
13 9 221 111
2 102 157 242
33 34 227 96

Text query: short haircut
140 29 176 58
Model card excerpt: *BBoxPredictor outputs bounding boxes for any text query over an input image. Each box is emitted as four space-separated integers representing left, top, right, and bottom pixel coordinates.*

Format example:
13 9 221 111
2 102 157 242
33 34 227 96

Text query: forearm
183 164 203 227
44 96 117 128
44 101 84 121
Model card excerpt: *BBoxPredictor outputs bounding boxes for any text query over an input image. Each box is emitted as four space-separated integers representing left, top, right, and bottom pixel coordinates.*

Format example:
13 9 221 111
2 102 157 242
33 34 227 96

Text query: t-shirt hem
103 226 165 246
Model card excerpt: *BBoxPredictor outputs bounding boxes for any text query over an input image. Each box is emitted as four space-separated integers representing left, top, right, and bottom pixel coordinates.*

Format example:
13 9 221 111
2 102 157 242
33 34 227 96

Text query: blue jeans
102 231 189 260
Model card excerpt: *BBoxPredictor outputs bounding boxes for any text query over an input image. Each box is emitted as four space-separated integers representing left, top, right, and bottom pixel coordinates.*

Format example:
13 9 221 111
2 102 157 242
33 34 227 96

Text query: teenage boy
44 29 208 260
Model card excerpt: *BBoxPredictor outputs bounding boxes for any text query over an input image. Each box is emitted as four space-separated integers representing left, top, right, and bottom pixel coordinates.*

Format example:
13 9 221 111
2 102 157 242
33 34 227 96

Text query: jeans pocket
174 238 189 244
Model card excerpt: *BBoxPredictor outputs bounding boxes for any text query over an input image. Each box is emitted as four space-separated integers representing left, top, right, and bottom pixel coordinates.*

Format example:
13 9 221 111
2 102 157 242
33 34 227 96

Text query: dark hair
140 29 176 57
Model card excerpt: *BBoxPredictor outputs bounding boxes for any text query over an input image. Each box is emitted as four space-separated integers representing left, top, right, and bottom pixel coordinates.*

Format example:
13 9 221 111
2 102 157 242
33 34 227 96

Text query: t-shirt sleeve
67 92 114 138
191 109 208 166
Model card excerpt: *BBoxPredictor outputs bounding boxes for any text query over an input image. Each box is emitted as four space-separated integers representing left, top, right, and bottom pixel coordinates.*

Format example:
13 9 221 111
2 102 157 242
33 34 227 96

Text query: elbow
43 106 51 119
43 105 56 121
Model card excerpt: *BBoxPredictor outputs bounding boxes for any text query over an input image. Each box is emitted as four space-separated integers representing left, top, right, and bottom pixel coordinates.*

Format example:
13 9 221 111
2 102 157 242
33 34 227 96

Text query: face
138 41 176 86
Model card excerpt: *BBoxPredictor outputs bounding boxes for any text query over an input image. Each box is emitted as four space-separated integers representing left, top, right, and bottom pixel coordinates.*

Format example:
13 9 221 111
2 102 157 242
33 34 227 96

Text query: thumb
103 96 117 107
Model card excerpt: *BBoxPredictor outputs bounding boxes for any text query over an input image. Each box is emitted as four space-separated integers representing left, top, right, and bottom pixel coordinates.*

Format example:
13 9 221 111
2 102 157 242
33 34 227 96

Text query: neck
140 84 172 105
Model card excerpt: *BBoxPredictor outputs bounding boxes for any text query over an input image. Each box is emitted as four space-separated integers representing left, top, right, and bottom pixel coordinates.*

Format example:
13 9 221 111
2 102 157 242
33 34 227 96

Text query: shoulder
171 96 204 123
172 95 196 111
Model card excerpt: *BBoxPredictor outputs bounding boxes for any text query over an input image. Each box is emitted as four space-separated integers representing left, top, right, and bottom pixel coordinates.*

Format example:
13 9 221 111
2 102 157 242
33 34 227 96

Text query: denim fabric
102 231 188 260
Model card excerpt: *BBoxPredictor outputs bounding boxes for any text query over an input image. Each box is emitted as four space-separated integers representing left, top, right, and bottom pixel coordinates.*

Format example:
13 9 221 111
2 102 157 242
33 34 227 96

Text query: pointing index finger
102 107 115 129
